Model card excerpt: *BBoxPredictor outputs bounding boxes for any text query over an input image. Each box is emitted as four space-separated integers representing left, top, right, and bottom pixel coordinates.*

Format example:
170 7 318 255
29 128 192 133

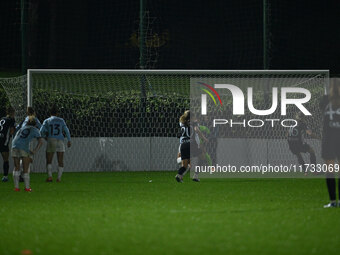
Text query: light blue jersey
16 116 42 131
12 126 41 152
40 116 71 141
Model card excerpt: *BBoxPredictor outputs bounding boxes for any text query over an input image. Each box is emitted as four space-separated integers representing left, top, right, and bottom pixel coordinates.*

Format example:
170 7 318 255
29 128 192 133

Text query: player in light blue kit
40 105 71 182
12 117 43 192
16 107 42 182
16 107 42 131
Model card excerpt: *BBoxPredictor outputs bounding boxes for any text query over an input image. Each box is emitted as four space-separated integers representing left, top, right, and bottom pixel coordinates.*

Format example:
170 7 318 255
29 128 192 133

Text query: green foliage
33 89 189 137
0 85 10 117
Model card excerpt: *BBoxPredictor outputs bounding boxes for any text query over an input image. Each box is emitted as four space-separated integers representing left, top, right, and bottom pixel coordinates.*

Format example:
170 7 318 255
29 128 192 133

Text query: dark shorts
288 141 310 154
322 138 340 160
180 142 190 160
180 142 201 160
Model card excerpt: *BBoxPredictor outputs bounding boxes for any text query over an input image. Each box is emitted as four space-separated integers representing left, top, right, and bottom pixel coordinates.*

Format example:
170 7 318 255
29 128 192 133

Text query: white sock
20 160 23 176
13 170 20 189
47 164 52 178
23 173 30 189
177 157 182 164
58 167 64 180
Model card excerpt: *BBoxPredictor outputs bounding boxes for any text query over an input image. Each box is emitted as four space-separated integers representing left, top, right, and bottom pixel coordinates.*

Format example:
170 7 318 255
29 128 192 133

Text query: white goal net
0 70 329 173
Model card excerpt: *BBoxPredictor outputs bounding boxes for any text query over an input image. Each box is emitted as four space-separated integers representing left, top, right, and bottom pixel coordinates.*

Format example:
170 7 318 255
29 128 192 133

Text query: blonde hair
179 110 190 126
27 116 36 126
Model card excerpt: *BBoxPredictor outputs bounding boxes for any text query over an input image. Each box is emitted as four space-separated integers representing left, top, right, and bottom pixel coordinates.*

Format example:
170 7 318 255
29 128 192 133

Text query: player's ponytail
179 110 190 126
27 116 36 127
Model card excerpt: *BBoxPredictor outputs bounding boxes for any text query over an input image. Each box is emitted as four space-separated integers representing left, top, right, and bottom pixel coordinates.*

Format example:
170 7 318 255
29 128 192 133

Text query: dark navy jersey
321 95 340 138
0 117 15 146
179 122 200 147
288 121 308 143
179 122 191 144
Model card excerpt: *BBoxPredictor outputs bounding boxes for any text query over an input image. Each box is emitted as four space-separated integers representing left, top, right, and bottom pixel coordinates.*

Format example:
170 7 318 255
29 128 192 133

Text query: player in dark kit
175 110 207 183
287 112 316 174
0 107 16 182
321 80 340 208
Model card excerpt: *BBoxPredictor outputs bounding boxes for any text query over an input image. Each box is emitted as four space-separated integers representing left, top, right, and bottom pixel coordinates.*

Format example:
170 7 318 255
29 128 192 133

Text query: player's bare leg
56 152 64 182
19 159 24 182
22 157 32 192
177 152 181 164
28 157 33 173
324 159 337 208
46 152 54 182
12 157 21 191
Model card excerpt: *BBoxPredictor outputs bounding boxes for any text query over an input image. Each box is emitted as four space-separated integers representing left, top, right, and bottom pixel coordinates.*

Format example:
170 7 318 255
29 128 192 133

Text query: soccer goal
1 69 329 173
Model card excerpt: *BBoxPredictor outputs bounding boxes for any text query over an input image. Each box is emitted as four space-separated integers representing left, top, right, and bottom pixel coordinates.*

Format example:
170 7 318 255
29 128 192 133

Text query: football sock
58 167 64 180
178 166 186 175
177 157 182 164
326 178 336 201
47 164 52 178
23 173 30 189
3 161 9 177
13 170 20 189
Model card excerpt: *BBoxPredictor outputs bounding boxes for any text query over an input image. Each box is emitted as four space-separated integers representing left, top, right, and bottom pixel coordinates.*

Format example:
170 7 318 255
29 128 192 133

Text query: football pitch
0 172 339 255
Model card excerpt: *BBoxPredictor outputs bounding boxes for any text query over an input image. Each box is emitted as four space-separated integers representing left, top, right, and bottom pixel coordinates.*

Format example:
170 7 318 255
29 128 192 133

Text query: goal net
0 70 329 174
0 75 27 122
190 71 329 177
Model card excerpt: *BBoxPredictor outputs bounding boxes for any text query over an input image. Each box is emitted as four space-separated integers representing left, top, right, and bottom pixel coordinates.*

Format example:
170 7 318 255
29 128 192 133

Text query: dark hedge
33 89 189 137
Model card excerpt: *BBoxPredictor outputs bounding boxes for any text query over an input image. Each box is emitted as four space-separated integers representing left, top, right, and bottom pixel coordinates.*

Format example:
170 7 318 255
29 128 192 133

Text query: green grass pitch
0 172 340 255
